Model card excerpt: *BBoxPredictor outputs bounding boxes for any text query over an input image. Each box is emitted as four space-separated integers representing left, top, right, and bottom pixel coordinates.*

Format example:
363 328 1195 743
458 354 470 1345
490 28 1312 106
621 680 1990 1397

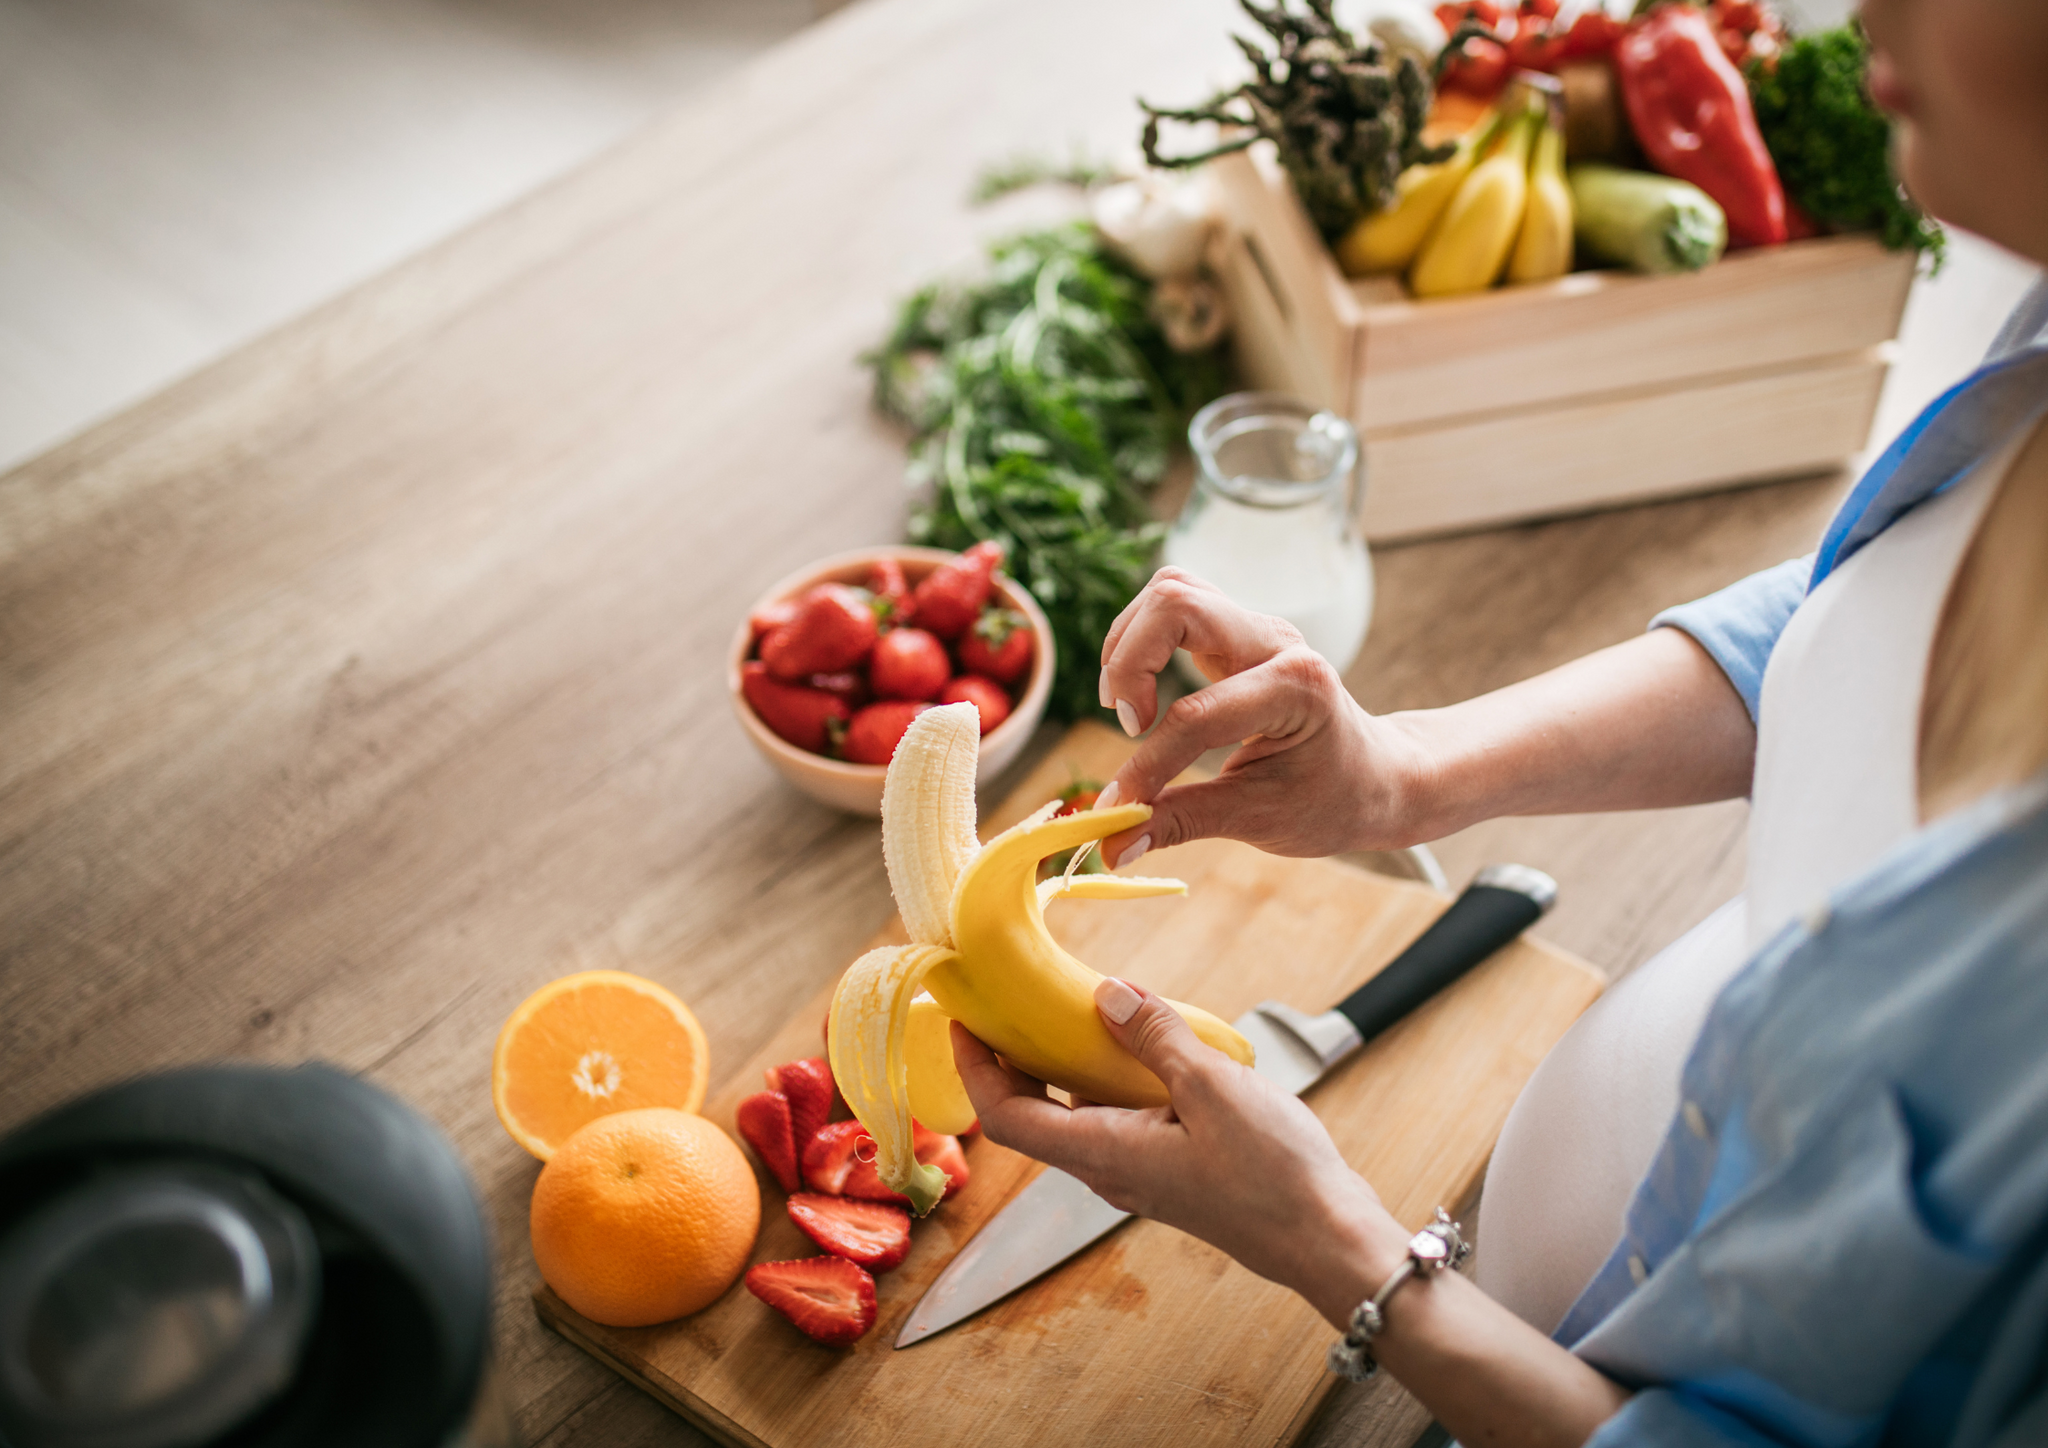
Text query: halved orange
492 970 710 1159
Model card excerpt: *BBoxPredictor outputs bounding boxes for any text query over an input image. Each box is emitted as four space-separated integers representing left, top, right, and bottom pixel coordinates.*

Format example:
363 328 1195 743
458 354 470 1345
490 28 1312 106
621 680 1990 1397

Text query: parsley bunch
867 225 1228 721
1747 25 1944 265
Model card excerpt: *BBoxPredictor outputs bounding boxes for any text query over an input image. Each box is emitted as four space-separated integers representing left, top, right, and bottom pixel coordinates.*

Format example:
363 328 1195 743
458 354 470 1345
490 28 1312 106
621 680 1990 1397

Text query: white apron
1474 429 2024 1333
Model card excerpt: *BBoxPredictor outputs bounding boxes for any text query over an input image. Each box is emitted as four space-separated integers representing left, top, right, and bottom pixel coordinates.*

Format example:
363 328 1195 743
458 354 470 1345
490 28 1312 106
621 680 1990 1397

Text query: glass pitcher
1163 392 1373 673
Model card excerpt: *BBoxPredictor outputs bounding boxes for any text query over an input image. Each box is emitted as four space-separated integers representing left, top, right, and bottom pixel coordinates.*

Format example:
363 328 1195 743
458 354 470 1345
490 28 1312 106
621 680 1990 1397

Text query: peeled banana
828 702 1254 1214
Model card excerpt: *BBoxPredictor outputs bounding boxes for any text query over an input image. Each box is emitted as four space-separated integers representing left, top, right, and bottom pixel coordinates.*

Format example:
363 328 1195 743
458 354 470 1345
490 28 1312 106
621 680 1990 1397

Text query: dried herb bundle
1140 0 1448 243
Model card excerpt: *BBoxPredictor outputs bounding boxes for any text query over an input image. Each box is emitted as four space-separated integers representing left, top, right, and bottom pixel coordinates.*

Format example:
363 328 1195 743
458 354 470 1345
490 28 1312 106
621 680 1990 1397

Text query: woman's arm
954 984 1634 1448
1092 570 1756 866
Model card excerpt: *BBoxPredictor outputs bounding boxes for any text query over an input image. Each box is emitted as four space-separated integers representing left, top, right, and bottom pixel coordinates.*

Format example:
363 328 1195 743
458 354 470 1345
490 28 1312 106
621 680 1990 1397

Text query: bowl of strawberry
729 543 1054 814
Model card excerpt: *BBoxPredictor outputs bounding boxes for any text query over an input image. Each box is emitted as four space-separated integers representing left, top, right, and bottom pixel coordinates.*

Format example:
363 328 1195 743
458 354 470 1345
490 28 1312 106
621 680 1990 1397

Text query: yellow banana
1507 115 1573 285
1335 107 1504 277
1410 108 1538 298
828 702 1253 1214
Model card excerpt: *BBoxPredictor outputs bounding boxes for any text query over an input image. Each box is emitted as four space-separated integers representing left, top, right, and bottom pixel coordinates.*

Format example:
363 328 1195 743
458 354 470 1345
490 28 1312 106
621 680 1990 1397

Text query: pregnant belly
1475 896 1751 1334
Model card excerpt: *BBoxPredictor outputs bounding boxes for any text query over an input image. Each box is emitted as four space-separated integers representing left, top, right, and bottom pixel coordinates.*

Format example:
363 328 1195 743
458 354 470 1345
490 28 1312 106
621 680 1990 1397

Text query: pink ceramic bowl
729 545 1055 815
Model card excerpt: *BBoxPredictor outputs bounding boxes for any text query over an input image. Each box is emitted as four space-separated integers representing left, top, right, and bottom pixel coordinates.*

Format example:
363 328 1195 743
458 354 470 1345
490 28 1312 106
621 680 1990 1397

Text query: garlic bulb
1333 0 1448 67
1090 173 1215 282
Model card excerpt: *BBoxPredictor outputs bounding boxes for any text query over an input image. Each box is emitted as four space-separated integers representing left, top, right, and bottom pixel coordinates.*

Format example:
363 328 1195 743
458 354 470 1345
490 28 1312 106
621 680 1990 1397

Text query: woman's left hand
951 978 1403 1324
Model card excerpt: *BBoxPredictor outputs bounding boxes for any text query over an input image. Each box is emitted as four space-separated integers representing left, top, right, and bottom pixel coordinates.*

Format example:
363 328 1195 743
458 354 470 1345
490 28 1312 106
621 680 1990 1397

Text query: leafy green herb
1747 25 1944 265
866 225 1228 721
1138 0 1446 244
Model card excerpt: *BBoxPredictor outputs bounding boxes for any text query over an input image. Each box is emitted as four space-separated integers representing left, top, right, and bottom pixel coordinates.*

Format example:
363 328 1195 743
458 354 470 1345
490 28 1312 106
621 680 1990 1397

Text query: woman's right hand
1094 568 1427 865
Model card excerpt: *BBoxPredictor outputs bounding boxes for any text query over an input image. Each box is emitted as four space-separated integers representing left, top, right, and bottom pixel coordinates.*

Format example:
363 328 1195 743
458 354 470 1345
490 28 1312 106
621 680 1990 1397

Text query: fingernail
1094 780 1121 810
1096 976 1142 1025
1115 698 1141 737
1098 668 1113 710
1117 834 1151 870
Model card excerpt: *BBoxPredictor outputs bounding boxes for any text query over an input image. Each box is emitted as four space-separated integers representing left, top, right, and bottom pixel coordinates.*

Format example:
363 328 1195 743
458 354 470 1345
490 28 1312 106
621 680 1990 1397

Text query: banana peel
828 703 1254 1214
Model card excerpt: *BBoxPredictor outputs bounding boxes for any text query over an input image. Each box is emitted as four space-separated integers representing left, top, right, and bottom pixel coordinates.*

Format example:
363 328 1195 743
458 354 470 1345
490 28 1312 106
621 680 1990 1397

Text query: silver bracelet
1326 1208 1471 1382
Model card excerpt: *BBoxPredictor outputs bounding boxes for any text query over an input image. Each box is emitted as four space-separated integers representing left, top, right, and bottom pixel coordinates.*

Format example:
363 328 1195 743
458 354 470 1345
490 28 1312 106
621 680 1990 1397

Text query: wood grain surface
0 0 1855 1443
535 723 1603 1448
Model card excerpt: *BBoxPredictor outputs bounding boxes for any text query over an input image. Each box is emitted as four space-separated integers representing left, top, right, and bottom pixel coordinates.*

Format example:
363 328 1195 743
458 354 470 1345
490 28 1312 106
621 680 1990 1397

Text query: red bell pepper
1613 4 1788 247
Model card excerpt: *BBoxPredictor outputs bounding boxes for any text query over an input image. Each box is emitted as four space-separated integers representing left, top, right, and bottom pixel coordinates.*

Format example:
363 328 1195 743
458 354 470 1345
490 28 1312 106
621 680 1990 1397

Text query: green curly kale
866 225 1228 721
1747 26 1944 265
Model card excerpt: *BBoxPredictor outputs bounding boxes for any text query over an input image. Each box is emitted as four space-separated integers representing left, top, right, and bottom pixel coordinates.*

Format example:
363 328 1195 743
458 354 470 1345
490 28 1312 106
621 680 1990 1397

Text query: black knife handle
1334 864 1558 1044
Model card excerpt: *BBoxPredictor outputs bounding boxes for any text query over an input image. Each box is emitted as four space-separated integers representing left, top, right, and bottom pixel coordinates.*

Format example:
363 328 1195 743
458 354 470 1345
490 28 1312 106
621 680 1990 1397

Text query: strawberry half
764 1058 838 1156
787 1193 912 1272
744 1257 877 1346
915 1121 972 1197
802 1119 872 1194
835 1121 971 1203
735 1090 801 1194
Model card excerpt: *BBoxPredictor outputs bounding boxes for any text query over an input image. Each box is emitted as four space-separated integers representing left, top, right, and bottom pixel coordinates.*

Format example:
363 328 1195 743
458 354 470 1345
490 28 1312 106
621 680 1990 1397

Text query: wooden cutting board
535 724 1604 1448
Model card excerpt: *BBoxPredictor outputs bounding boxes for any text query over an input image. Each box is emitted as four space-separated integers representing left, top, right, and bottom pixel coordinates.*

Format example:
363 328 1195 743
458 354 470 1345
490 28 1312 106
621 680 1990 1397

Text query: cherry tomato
1441 34 1511 96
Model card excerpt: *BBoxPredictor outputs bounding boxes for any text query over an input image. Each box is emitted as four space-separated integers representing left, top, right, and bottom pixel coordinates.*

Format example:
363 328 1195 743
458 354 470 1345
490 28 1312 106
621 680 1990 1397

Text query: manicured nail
1117 834 1151 870
1098 668 1113 710
1096 976 1142 1025
1094 781 1121 810
1115 698 1141 737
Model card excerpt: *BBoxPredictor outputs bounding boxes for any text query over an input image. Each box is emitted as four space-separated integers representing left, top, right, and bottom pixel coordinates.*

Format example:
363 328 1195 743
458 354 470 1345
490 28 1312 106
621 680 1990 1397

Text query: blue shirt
1560 281 2048 1448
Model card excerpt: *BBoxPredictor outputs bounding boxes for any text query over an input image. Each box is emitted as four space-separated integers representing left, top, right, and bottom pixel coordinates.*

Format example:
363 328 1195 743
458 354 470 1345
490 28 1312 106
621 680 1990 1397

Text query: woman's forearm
1303 1208 1631 1448
1378 627 1756 846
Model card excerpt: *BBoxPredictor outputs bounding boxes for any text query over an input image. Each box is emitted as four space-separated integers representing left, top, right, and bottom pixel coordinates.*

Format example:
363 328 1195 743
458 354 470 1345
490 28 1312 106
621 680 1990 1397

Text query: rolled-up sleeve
1650 556 1812 723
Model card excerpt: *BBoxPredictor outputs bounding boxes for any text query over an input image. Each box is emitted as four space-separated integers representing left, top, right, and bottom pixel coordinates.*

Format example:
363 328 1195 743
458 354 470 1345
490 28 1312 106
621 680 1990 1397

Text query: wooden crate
1205 147 1915 541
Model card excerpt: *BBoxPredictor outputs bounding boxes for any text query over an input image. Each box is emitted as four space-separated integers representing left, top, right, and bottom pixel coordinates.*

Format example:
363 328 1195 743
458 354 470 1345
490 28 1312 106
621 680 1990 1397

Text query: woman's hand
1092 566 1761 869
953 987 1636 1443
1093 568 1427 866
952 979 1405 1324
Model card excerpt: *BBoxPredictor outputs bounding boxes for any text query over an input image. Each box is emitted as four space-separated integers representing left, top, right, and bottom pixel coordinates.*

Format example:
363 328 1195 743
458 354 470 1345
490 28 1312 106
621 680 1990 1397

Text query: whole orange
530 1107 760 1326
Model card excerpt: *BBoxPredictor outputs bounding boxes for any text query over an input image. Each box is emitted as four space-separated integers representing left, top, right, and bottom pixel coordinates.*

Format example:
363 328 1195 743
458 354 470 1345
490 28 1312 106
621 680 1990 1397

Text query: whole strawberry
938 675 1011 736
912 541 1004 640
842 700 932 765
868 558 914 627
743 662 850 754
869 628 950 701
956 607 1033 685
761 584 880 681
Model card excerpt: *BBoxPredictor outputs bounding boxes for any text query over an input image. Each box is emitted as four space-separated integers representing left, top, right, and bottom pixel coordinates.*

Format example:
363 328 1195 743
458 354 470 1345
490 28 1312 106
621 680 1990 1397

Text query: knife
895 863 1558 1348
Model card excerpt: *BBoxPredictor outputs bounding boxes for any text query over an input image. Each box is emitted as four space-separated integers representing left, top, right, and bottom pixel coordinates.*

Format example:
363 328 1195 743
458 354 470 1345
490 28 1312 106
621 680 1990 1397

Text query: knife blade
895 863 1556 1348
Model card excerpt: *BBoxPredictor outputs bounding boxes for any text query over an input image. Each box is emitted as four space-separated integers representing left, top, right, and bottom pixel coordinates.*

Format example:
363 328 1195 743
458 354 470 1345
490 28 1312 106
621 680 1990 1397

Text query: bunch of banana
1338 90 1574 297
828 702 1254 1214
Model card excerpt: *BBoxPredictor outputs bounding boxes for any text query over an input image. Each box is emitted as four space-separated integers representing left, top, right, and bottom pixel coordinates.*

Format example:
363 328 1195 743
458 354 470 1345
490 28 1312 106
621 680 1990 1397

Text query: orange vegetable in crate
493 970 709 1159
530 1107 759 1326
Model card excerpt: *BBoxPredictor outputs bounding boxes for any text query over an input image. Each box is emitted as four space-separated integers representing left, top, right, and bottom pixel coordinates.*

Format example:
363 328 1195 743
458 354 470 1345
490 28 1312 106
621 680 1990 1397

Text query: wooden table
0 0 1849 1443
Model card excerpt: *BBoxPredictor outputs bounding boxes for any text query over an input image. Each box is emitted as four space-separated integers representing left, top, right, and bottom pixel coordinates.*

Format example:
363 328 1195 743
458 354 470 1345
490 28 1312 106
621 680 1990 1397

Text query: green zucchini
1567 164 1728 274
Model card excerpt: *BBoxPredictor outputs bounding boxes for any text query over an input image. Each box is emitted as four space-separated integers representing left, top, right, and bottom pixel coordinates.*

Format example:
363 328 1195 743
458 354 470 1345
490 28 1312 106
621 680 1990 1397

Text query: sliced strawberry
802 1119 871 1194
735 1090 800 1194
787 1193 911 1272
838 1121 971 1204
914 1121 972 1197
764 1058 838 1156
744 1257 877 1346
